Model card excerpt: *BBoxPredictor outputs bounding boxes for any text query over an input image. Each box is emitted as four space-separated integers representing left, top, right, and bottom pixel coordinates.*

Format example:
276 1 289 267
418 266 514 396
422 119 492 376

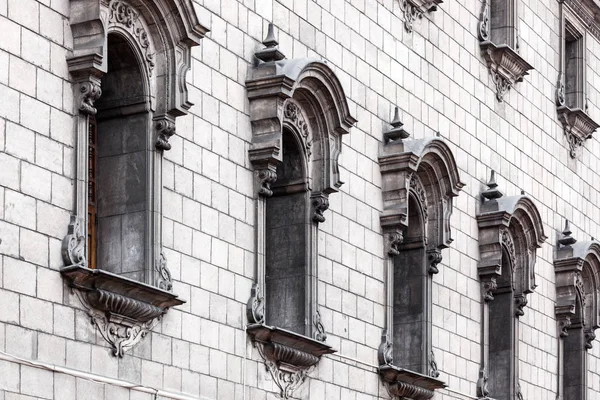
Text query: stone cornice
565 0 600 43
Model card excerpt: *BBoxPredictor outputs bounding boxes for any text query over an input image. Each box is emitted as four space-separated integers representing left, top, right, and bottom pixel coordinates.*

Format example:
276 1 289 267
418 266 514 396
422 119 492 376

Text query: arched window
377 120 464 399
555 225 600 400
61 0 207 357
244 24 356 399
476 171 546 400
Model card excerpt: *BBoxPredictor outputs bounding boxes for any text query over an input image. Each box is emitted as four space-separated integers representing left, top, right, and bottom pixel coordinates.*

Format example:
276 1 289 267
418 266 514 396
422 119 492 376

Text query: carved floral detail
155 252 173 292
108 0 155 75
476 367 490 398
312 195 329 223
78 82 102 115
246 283 265 324
62 215 87 267
556 73 566 106
387 230 404 256
409 174 428 219
575 272 586 307
491 70 511 102
558 316 572 338
378 331 394 366
313 310 327 342
481 278 498 302
400 0 424 33
256 169 277 197
429 350 440 378
585 330 596 349
501 228 517 270
284 101 312 157
515 294 528 317
155 119 176 151
427 249 442 274
478 2 490 41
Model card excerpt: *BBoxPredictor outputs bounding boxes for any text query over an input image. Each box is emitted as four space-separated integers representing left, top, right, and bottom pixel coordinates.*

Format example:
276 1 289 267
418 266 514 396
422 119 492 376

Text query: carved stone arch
477 194 546 303
380 137 465 255
247 57 356 198
555 240 600 343
68 0 208 127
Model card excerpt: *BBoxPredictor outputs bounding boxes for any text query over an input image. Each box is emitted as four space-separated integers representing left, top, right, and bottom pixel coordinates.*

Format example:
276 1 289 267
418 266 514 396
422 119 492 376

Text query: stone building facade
2 0 600 399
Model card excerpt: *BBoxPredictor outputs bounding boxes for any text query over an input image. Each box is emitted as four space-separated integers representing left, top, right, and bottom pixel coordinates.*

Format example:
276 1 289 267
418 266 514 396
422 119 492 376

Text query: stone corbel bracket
399 0 443 33
61 266 184 357
480 42 534 102
247 324 336 399
378 365 446 400
557 106 600 158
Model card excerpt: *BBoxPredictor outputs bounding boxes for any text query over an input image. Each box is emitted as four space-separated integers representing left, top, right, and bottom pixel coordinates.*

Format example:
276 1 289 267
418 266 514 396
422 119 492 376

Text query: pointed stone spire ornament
255 23 286 62
482 170 503 200
558 219 577 247
384 106 410 143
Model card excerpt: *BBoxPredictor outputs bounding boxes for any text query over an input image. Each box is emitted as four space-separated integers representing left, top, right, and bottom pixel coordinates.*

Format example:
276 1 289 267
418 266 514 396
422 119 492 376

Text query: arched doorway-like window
555 225 600 400
476 171 546 400
378 126 464 399
244 24 356 399
61 0 207 357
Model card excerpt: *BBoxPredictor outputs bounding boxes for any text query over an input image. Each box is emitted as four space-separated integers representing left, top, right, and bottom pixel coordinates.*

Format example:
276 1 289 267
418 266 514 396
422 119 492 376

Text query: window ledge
60 266 185 356
480 41 534 102
378 365 446 400
247 323 336 397
557 106 600 157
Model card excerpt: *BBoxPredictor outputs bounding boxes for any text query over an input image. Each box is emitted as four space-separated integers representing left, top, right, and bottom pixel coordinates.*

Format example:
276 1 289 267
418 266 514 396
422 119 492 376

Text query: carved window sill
557 106 600 157
378 365 446 400
480 41 533 102
61 266 185 356
247 323 336 398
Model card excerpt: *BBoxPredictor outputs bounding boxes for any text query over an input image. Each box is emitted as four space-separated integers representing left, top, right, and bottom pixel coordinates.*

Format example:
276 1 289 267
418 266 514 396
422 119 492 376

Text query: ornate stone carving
501 228 517 269
108 0 155 75
481 278 498 302
247 324 335 399
398 0 441 33
585 330 596 349
85 304 157 357
313 310 327 342
427 249 442 275
558 315 572 338
556 73 566 107
284 101 312 157
155 119 176 151
378 366 446 400
61 215 87 267
246 283 265 324
480 43 533 102
514 294 528 317
387 230 404 256
155 252 173 292
78 82 102 115
255 169 277 197
516 381 524 400
61 266 184 357
557 106 600 158
311 195 329 223
409 174 428 219
476 367 490 399
384 106 410 143
478 2 490 41
429 350 440 378
378 331 394 366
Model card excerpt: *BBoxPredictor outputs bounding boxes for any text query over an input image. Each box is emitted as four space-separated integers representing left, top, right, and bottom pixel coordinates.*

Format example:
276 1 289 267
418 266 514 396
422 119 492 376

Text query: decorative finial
384 106 410 143
436 131 441 137
263 23 278 47
558 219 577 247
521 189 525 195
255 23 285 62
482 170 503 200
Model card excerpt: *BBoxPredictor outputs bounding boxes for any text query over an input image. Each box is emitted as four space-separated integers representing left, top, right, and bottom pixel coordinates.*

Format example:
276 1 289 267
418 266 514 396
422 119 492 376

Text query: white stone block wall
1 0 600 399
